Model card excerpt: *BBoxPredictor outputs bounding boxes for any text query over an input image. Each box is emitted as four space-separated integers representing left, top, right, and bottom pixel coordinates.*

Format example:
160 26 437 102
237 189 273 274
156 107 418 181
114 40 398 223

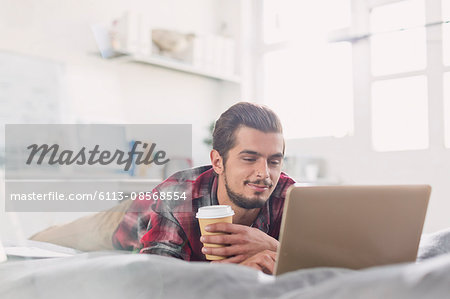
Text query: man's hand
201 223 279 263
213 250 277 275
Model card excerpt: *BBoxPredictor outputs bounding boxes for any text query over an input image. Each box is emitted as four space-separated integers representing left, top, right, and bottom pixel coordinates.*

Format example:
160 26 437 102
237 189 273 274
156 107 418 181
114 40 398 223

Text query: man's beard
223 171 273 210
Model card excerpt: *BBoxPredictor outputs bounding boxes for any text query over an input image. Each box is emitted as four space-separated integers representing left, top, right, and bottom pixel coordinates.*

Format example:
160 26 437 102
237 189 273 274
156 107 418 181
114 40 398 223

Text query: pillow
29 199 133 251
417 227 450 261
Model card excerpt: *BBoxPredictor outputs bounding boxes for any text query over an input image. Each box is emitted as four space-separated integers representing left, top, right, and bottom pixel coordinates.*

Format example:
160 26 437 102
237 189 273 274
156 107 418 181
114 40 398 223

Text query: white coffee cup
196 205 234 260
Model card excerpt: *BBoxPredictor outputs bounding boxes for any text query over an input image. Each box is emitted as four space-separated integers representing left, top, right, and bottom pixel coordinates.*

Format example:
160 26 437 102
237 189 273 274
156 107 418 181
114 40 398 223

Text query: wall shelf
130 54 241 84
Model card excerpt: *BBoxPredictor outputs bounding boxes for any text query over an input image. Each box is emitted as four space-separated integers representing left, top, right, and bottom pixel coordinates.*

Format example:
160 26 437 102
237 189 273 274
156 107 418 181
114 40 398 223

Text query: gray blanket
1 228 450 299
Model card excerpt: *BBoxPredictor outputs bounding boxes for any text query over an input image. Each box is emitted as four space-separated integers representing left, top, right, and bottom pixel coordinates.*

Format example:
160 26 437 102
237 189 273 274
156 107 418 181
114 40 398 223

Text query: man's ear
210 149 224 175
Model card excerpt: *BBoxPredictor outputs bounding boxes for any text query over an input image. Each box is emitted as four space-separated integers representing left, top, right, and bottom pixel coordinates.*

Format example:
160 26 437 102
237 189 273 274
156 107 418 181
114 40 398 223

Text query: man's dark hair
212 102 284 163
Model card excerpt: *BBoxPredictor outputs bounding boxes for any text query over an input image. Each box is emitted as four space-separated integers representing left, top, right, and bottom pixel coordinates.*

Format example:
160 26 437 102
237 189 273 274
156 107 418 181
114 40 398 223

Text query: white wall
0 0 241 166
0 0 241 239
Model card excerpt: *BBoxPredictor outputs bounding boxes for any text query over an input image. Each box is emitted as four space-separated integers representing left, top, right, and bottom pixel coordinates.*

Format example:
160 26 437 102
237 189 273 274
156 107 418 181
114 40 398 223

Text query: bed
1 228 450 299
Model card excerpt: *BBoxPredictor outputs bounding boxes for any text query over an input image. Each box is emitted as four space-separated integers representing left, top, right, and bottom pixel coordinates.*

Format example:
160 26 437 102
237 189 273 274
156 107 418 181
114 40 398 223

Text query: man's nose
256 159 270 179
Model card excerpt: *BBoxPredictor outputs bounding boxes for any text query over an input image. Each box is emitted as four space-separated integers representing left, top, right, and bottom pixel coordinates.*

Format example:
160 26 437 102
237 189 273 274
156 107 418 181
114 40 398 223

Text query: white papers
0 241 6 263
5 246 74 258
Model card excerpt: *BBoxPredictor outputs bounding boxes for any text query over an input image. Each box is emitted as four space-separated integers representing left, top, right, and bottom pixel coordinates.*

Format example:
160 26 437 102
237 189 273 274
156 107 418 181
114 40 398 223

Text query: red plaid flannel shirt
112 165 295 261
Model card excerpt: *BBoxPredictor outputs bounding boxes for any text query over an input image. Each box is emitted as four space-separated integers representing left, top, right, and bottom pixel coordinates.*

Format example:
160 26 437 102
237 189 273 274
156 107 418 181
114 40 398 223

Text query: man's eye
269 160 281 165
243 158 256 162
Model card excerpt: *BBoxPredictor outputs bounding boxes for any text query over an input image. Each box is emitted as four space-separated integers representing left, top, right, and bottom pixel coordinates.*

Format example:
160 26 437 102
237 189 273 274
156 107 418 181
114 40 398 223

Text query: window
369 0 431 151
443 0 450 66
262 0 353 139
371 76 428 151
370 28 426 76
370 0 426 76
264 43 353 139
445 73 450 148
444 1 450 148
255 0 449 149
263 0 351 44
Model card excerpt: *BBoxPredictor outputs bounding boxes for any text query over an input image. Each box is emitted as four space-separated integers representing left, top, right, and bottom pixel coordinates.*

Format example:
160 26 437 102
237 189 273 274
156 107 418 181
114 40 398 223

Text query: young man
113 102 295 274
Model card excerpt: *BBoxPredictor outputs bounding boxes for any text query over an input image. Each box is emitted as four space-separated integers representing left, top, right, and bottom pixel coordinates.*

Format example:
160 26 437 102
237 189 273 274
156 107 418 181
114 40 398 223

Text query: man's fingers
241 250 276 275
204 222 245 234
256 252 275 274
266 250 277 261
244 262 264 272
210 255 246 264
201 233 244 245
202 244 244 257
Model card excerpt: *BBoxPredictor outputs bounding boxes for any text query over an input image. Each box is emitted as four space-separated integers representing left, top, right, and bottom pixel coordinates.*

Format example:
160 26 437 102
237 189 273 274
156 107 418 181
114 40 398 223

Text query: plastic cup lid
196 205 235 219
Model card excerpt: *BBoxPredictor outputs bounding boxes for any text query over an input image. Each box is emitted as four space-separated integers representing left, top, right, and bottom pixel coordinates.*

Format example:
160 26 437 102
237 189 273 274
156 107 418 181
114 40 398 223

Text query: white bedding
1 228 450 299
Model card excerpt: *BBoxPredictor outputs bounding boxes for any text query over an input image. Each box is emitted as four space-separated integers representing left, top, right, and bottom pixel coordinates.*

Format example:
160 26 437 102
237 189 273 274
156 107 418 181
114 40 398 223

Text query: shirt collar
210 174 219 205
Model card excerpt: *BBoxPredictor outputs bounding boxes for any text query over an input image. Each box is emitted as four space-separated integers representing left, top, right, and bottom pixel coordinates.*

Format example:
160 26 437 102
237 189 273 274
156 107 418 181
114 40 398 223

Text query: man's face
221 126 284 209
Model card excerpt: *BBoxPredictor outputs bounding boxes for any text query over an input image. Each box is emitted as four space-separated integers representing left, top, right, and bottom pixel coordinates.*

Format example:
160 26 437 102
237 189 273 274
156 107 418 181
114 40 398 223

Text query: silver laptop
274 184 431 275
